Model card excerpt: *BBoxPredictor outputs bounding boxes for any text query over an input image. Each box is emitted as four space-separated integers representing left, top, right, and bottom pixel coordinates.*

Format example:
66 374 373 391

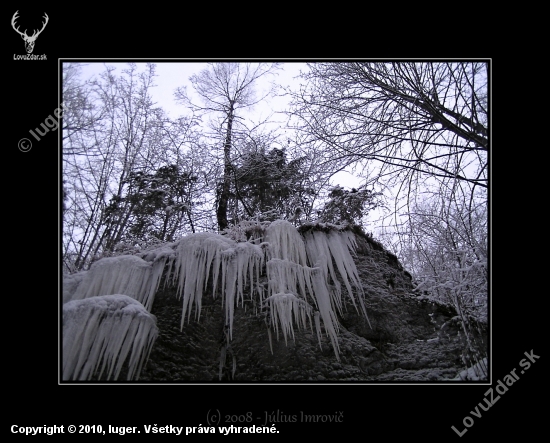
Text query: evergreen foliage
232 147 314 223
319 185 381 225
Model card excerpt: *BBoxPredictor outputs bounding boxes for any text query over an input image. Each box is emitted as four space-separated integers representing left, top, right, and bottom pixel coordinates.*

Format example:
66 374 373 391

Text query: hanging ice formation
171 233 263 339
302 228 370 321
262 220 370 360
62 253 172 381
62 295 158 381
62 219 371 378
68 255 166 311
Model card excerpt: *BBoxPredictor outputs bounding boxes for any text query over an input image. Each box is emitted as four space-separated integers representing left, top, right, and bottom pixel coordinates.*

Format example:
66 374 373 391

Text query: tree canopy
289 62 487 190
174 63 281 231
62 61 489 331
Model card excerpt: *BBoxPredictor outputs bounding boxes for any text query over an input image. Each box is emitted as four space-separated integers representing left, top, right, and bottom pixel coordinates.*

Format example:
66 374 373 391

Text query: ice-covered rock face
136 228 484 382
164 221 370 359
61 220 374 380
62 295 158 381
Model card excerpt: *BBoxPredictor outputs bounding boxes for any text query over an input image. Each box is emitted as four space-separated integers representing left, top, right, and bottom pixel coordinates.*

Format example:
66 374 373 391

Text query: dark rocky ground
137 231 487 383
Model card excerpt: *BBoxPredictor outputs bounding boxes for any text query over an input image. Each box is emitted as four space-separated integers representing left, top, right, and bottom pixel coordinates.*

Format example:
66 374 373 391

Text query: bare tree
62 63 107 145
62 63 202 272
289 62 487 187
175 63 280 231
288 61 488 244
288 62 489 371
397 186 488 372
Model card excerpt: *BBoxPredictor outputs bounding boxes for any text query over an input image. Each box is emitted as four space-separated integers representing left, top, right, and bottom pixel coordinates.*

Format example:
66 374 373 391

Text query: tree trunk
216 103 234 232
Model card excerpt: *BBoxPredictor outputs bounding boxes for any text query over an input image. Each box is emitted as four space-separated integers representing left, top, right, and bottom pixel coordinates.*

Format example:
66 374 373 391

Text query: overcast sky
78 62 307 118
76 61 362 188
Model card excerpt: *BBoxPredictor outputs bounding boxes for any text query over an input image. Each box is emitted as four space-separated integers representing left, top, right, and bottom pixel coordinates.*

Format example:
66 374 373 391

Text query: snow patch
451 357 488 381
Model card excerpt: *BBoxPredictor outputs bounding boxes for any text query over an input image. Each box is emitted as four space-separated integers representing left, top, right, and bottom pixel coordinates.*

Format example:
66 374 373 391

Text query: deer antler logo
11 11 49 54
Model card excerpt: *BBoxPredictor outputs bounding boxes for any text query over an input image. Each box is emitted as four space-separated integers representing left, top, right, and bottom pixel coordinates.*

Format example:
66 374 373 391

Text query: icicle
303 229 371 326
69 255 162 311
140 243 177 291
314 311 323 350
326 230 368 319
221 242 263 340
303 231 344 315
265 220 308 266
221 248 237 339
173 233 263 339
264 292 313 346
234 242 264 308
267 327 274 354
62 295 158 381
263 220 347 354
266 259 314 302
310 268 341 361
173 233 234 327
